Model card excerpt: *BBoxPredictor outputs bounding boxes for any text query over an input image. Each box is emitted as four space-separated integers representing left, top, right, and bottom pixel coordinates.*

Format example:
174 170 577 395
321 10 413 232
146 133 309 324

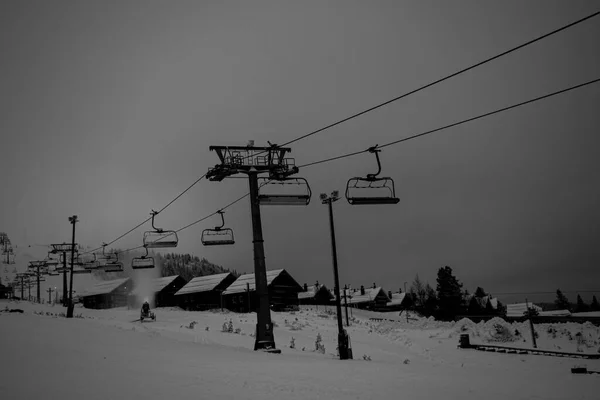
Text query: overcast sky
1 0 599 304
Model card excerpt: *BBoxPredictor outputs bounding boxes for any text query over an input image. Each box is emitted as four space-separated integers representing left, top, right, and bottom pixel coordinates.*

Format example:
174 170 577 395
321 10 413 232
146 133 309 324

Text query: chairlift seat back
71 269 92 274
143 231 179 248
345 177 400 205
104 262 124 272
257 177 312 206
201 228 235 246
132 257 155 270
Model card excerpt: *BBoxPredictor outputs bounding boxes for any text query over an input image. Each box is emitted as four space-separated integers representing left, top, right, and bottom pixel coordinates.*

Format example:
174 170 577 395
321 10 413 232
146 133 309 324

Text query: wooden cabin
298 282 334 305
129 275 187 308
80 278 132 309
174 272 237 311
222 269 303 312
342 285 390 310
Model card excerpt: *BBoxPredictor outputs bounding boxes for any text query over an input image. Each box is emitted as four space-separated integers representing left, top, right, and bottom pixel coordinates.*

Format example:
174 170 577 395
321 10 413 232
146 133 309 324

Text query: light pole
320 190 352 360
67 215 78 318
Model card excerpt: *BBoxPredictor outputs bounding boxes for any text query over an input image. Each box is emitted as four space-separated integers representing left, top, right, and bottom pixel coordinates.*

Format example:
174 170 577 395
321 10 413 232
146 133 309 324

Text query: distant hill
157 253 240 281
91 249 239 281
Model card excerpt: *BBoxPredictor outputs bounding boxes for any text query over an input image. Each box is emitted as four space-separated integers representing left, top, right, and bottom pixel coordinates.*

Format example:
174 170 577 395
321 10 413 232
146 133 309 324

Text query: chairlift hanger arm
216 210 226 230
366 145 382 179
150 210 164 232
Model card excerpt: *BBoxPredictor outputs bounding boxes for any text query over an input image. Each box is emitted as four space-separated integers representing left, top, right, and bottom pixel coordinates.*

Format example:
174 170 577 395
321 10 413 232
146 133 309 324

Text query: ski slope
1 300 599 399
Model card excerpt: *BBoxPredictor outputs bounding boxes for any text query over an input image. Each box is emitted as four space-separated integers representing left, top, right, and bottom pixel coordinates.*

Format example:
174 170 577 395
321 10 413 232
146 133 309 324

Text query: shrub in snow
483 318 516 343
315 333 325 354
362 354 372 361
403 359 410 365
222 320 234 333
453 318 477 334
290 337 296 349
234 328 241 334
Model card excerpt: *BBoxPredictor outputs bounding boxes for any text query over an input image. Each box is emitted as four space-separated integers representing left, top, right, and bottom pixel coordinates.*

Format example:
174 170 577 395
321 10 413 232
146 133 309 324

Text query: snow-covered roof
81 278 131 297
539 309 572 317
341 287 389 304
386 292 407 306
506 302 542 317
132 275 181 296
175 273 233 296
489 297 499 310
223 269 301 295
298 285 332 300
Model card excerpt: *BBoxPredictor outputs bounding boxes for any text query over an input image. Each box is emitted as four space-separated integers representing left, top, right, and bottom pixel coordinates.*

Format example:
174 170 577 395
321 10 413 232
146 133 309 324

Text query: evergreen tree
590 295 600 311
575 294 588 313
554 289 571 311
436 266 463 320
410 274 426 307
423 283 438 315
474 287 487 298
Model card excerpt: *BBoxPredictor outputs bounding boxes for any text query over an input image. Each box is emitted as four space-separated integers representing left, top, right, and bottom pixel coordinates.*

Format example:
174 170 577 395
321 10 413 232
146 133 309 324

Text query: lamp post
320 190 352 360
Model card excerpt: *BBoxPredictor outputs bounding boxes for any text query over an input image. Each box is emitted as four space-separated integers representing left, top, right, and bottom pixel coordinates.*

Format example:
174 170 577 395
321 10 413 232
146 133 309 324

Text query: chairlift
78 253 98 270
257 177 312 206
97 244 118 265
103 252 124 273
345 146 400 205
47 270 59 276
131 246 155 270
201 210 235 246
143 210 179 248
71 268 92 274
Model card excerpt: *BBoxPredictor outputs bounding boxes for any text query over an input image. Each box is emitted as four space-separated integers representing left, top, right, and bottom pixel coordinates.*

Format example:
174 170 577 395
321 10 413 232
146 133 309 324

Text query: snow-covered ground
2 300 599 399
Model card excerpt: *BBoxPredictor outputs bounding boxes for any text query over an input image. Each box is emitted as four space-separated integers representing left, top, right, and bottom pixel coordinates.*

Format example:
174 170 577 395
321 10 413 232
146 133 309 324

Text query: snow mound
482 317 517 343
453 318 478 333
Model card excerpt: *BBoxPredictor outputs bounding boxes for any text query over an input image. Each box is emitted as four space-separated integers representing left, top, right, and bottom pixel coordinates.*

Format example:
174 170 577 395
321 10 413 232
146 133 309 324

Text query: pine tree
410 274 426 307
575 294 588 313
554 289 571 311
590 295 600 311
474 287 487 298
436 266 463 320
423 284 438 315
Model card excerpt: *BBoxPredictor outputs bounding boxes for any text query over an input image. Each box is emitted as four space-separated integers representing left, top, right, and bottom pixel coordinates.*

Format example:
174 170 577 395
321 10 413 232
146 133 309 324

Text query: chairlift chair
71 268 92 274
345 146 400 205
103 252 124 273
97 244 118 266
131 246 155 269
78 253 99 270
143 210 179 248
201 210 235 246
257 177 312 206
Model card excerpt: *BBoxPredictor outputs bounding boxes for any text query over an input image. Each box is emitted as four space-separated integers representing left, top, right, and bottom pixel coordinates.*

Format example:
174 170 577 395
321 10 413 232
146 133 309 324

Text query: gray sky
1 0 599 304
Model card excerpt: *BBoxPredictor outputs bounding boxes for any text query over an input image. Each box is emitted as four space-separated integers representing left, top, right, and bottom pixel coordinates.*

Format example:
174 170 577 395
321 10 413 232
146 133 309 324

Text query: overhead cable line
83 174 207 255
298 77 600 169
110 76 599 255
79 9 600 255
238 10 600 162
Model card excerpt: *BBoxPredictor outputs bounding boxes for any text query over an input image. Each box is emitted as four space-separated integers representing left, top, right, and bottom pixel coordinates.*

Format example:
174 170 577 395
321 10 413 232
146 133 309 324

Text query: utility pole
321 190 351 360
67 215 78 318
51 243 72 306
343 284 350 326
207 144 304 353
29 261 45 304
16 273 26 300
526 298 537 349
